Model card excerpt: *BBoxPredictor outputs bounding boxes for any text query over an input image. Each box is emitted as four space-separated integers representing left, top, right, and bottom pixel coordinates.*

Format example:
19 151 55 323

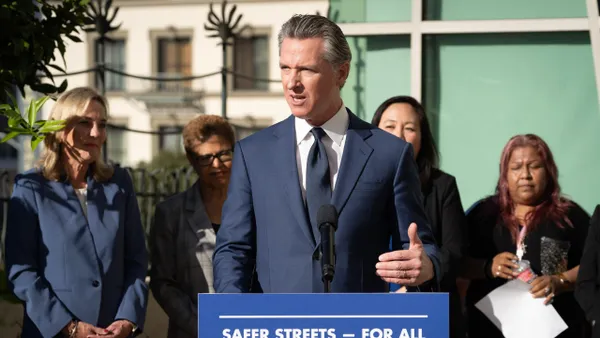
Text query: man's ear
336 62 350 88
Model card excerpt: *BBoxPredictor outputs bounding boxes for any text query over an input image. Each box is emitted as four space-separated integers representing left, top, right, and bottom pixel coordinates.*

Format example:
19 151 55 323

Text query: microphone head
317 204 338 230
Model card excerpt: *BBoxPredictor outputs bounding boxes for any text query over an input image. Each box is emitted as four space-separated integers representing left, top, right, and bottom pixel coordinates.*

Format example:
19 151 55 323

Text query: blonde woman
5 87 148 338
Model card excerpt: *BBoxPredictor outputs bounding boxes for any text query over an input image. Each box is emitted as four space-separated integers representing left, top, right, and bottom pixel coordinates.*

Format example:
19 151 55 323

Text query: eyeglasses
194 149 233 167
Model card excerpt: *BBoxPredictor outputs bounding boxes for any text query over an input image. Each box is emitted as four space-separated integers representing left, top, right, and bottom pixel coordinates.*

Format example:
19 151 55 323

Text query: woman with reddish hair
461 134 590 338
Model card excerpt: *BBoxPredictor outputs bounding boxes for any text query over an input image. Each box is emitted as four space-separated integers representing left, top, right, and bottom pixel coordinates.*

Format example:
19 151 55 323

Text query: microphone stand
323 256 333 293
320 223 335 293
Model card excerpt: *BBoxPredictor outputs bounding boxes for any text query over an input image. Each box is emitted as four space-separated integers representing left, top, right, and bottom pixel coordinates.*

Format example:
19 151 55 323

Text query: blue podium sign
198 293 448 338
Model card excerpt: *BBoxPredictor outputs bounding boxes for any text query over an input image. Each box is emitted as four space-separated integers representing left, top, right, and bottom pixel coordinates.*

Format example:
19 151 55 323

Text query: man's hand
376 223 434 286
86 320 134 338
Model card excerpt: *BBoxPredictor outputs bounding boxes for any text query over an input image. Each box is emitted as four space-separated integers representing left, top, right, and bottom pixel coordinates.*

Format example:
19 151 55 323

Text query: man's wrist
422 253 435 283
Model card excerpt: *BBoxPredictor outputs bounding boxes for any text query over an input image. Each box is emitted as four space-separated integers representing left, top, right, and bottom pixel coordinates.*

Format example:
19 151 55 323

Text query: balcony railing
155 72 193 92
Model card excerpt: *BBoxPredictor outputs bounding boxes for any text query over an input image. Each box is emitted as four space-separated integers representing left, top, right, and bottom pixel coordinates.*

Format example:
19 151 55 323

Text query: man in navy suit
213 14 440 293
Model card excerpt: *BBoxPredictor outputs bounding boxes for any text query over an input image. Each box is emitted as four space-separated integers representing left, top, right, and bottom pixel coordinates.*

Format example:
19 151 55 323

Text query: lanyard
516 225 527 260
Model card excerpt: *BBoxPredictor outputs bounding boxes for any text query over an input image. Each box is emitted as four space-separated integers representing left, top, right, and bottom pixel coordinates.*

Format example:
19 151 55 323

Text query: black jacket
576 205 600 337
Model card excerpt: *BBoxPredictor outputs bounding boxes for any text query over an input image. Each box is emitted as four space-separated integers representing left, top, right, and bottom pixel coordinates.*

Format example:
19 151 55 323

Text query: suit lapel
184 181 217 288
86 175 107 231
274 116 315 246
51 180 89 238
86 174 120 272
332 111 373 215
184 181 213 240
51 176 102 275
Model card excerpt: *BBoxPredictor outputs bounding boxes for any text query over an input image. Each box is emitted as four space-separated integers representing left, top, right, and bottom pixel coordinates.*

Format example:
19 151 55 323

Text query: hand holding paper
475 279 567 338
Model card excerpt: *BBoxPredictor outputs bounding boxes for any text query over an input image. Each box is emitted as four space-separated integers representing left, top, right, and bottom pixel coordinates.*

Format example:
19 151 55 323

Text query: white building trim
339 18 589 37
410 0 423 101
338 2 595 106
420 18 588 34
338 22 414 36
586 0 600 110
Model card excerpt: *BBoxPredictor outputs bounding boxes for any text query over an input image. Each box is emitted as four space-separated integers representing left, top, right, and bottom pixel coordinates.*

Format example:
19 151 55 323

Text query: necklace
517 225 527 260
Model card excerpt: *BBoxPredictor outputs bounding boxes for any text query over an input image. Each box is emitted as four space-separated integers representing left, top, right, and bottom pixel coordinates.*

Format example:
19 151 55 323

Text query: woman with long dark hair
372 96 467 338
462 134 590 338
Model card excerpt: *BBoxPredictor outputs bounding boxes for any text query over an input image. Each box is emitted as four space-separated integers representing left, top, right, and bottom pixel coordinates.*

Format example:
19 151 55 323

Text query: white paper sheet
475 279 568 338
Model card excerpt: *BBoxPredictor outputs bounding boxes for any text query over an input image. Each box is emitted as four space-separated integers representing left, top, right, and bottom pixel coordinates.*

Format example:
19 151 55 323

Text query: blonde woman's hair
39 87 114 182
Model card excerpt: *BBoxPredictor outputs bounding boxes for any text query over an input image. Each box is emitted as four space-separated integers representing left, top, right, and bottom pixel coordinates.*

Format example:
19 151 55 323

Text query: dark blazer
393 169 467 337
5 167 148 338
422 169 467 337
213 110 441 293
421 169 467 288
149 181 216 338
576 204 600 337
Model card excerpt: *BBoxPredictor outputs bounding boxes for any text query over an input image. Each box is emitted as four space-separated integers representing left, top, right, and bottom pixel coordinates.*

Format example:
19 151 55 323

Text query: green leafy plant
0 0 90 100
0 93 65 150
0 0 89 148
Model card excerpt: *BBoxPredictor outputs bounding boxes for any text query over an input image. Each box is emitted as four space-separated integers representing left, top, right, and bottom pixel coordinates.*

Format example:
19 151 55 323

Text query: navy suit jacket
5 167 148 338
213 110 441 293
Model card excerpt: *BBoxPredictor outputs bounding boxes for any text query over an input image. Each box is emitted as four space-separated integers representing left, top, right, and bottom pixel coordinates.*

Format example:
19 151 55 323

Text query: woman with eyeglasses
149 115 242 338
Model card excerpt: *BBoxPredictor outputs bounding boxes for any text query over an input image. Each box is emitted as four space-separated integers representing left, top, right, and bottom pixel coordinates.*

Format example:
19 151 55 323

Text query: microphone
317 204 338 293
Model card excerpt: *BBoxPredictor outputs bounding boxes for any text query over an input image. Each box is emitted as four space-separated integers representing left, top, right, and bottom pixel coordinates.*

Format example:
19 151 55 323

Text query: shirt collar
295 103 349 146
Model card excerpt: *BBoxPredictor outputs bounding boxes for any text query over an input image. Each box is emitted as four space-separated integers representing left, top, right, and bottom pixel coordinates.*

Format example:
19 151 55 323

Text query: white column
410 0 423 101
586 0 600 110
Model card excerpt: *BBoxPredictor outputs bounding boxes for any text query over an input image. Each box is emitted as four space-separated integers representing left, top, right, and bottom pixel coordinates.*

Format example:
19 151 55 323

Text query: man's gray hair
278 14 352 68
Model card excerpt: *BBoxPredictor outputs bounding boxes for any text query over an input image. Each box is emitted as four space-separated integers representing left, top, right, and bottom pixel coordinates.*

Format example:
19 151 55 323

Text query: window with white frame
331 0 600 214
95 38 126 91
156 37 192 91
233 35 270 91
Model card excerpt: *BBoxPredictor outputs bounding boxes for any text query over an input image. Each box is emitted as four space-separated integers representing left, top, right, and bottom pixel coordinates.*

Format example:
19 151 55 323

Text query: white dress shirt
295 104 349 201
